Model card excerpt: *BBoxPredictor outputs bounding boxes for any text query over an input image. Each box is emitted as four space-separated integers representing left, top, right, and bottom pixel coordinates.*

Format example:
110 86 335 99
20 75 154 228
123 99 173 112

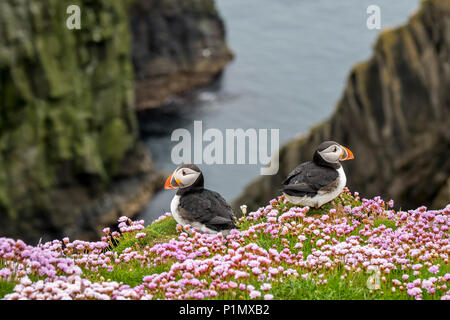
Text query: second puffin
165 164 236 234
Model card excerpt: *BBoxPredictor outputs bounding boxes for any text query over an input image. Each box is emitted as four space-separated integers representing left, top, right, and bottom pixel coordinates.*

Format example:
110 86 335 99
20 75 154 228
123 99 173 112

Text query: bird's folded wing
179 191 235 226
281 183 318 196
207 216 235 225
282 164 306 185
282 165 338 197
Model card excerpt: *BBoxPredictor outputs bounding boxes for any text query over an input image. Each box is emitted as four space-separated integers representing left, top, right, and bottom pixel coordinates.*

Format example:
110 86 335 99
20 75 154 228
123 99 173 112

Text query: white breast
321 166 346 202
170 195 188 226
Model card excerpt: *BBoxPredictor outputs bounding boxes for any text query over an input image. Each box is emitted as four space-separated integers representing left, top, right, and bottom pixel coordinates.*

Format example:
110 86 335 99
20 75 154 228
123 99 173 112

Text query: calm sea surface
140 0 420 221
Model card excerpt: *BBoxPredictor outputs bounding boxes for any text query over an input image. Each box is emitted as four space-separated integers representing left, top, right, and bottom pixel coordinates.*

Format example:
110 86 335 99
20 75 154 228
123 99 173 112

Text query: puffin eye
333 147 337 152
182 170 186 176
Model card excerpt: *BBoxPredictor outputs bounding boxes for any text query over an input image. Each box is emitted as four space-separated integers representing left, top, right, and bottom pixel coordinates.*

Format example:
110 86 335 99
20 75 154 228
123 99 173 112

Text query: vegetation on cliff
0 0 148 241
1 190 449 300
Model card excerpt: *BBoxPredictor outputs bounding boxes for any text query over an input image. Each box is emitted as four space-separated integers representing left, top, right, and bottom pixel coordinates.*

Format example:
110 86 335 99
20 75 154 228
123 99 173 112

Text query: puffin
164 164 237 234
281 141 354 208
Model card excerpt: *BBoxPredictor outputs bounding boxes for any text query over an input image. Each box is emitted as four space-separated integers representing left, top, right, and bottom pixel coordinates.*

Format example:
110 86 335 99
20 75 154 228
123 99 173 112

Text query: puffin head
313 141 354 168
164 164 204 190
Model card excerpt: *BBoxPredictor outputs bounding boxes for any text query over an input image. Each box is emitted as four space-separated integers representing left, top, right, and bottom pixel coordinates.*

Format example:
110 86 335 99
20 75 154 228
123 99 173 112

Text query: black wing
281 162 339 197
179 189 236 231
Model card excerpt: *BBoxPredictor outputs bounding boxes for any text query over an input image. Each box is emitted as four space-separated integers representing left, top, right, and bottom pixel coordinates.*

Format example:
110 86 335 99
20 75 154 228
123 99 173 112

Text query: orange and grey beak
164 172 181 189
340 146 354 161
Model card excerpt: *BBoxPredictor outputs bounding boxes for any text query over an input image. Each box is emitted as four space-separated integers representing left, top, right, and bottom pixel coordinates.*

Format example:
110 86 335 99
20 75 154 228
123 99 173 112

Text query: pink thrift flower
249 290 261 299
428 265 439 274
118 216 128 223
260 283 272 291
0 268 11 278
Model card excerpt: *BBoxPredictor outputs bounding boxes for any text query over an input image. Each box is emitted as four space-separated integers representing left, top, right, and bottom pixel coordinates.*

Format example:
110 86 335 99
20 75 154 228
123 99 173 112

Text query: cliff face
234 0 450 213
130 0 233 110
0 0 231 242
0 0 162 242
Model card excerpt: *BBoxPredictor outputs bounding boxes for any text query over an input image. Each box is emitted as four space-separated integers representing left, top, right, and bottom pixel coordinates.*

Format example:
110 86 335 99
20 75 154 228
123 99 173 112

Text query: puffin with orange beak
281 141 354 208
165 164 236 234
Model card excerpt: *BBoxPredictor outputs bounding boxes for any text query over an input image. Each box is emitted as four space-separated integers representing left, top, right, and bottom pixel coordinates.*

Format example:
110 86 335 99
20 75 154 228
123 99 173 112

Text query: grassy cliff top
1 189 449 300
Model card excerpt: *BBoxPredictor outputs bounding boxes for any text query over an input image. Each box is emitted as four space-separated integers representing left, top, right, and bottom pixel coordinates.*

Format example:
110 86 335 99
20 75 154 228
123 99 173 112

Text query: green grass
269 258 449 300
113 216 178 254
84 261 172 287
80 216 178 286
0 280 16 299
373 219 398 230
270 275 371 300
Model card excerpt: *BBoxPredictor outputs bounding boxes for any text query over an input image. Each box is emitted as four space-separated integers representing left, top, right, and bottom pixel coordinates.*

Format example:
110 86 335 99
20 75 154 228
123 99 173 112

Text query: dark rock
233 0 450 213
130 0 233 110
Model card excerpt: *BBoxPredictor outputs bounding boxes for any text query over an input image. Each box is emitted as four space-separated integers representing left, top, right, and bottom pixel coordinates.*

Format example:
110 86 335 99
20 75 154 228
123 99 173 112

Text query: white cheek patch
319 151 334 163
318 146 341 163
175 169 200 187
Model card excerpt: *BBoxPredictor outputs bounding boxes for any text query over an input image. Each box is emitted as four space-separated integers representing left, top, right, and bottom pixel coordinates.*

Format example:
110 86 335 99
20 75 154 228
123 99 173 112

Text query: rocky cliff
130 0 233 110
0 1 147 241
234 0 450 213
0 0 231 242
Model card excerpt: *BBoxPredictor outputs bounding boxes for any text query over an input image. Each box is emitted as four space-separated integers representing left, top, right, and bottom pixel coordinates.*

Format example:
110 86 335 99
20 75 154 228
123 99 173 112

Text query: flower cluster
1 191 449 300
